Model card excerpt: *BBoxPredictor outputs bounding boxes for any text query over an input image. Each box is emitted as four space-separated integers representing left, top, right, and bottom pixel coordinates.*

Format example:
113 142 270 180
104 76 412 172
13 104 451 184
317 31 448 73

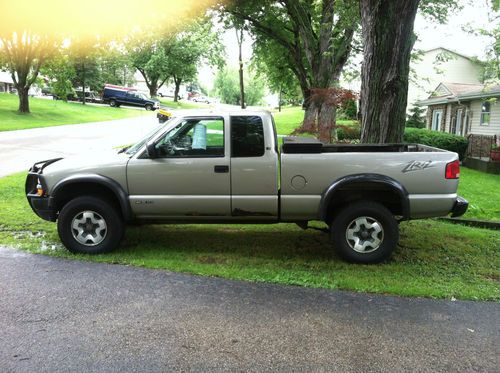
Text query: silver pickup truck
26 110 468 263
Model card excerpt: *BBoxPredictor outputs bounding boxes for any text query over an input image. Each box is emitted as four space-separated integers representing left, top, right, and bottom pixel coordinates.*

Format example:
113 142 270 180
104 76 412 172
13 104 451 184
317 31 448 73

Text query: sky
198 0 495 89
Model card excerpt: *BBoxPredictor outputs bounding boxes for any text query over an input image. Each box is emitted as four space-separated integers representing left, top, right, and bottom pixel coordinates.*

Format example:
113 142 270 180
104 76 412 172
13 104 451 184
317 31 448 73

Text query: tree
69 38 103 104
42 53 75 101
127 35 171 97
464 0 499 82
164 19 224 102
406 104 426 128
219 0 359 142
235 24 246 109
214 68 265 106
0 31 54 113
359 0 459 143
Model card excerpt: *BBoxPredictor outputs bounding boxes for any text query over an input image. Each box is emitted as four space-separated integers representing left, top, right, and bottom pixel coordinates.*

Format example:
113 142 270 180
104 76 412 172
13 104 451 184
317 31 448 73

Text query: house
417 82 500 137
407 47 483 109
0 71 15 93
418 83 500 174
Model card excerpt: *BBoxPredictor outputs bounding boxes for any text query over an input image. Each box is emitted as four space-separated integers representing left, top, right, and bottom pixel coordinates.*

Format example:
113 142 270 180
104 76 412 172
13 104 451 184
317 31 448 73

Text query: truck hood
41 151 131 192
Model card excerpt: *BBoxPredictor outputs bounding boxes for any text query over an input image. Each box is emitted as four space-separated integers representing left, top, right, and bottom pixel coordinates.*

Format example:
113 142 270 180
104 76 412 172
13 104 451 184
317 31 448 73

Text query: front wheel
330 201 399 264
57 196 124 254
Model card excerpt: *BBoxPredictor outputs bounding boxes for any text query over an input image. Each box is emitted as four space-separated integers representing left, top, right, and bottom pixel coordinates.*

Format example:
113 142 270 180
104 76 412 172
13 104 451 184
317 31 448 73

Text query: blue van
102 84 160 111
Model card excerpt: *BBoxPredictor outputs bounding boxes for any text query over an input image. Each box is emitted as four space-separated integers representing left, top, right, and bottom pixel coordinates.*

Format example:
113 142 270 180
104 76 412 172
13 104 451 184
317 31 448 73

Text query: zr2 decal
402 160 434 173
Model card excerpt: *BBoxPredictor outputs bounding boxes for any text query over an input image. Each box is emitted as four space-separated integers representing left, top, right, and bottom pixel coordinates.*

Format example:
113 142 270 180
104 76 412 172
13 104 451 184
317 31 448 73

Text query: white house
0 71 14 93
417 82 500 137
407 47 483 108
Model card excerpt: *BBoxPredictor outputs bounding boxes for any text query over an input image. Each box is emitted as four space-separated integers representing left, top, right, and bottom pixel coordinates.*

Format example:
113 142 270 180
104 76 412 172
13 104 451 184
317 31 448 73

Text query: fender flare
50 174 133 221
318 173 410 221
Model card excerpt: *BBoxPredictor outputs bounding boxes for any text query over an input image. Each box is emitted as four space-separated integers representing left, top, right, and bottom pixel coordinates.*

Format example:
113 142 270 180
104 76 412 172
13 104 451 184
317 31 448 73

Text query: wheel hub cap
71 211 107 246
346 216 384 253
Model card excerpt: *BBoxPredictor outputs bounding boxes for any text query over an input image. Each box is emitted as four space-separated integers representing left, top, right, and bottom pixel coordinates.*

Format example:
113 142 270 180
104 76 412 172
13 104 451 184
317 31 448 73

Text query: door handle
214 165 229 173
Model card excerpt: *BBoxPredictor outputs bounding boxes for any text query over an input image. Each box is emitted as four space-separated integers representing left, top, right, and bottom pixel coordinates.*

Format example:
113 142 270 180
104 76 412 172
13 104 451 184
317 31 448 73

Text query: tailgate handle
214 165 229 173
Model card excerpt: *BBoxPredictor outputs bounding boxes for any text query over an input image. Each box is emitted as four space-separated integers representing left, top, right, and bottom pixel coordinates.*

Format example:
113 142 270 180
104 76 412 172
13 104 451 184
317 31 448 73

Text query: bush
403 128 468 160
337 123 361 140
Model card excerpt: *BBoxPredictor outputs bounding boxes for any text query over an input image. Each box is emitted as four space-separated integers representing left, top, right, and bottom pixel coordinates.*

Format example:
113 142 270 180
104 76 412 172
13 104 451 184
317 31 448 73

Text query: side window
155 118 224 158
480 101 490 126
231 116 265 157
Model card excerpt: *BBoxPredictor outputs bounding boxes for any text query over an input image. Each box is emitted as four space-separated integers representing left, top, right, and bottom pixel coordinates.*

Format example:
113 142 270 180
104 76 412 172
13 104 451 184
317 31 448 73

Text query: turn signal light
445 160 460 179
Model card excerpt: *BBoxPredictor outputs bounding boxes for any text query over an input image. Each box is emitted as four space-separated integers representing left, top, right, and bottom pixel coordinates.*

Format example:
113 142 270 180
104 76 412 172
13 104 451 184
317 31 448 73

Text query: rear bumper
450 196 469 218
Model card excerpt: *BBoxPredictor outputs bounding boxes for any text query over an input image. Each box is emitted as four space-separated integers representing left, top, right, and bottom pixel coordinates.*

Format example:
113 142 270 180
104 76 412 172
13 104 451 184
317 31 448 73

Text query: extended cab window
231 116 265 157
155 118 224 158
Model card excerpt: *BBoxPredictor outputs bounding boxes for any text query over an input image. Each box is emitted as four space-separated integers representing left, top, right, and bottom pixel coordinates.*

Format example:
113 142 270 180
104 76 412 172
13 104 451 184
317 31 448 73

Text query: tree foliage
0 31 56 112
218 0 359 142
214 68 265 106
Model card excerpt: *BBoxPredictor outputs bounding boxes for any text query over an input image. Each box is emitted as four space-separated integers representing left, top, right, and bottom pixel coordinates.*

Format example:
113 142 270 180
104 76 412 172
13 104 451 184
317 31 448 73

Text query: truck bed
281 137 445 154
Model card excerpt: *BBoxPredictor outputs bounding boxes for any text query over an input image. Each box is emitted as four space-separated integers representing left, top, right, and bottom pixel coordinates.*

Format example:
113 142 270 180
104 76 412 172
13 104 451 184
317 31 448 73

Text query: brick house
417 83 500 137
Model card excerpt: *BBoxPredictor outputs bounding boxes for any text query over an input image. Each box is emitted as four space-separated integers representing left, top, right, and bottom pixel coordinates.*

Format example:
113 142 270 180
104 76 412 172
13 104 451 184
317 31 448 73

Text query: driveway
0 115 158 177
0 246 497 372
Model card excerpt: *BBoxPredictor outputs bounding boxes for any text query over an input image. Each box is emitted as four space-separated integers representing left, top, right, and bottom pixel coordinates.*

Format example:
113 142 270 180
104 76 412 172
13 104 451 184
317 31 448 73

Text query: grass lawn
458 167 500 221
159 98 207 110
0 93 149 132
0 171 498 301
272 106 356 135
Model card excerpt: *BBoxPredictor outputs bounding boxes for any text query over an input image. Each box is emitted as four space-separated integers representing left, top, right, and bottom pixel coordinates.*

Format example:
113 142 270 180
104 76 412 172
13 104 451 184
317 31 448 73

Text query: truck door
230 115 279 220
127 116 231 219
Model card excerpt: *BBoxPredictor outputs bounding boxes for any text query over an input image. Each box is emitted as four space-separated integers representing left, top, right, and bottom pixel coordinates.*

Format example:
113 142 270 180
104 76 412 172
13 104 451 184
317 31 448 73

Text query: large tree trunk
359 0 420 143
18 87 30 113
318 101 337 143
173 77 181 102
149 85 158 98
81 61 86 105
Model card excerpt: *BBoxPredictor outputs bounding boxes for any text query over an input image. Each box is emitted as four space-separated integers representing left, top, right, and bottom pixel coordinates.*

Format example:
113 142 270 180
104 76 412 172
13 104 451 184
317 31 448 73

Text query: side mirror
146 142 158 159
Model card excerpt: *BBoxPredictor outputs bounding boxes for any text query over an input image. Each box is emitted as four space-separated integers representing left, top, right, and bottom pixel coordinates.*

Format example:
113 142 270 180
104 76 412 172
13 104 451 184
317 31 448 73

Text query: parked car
68 90 103 104
26 110 468 263
191 95 215 104
102 84 159 110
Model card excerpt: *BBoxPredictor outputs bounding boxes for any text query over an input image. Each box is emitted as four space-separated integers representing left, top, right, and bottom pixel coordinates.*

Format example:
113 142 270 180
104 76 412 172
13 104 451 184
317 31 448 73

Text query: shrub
403 128 468 160
406 105 426 128
337 123 361 140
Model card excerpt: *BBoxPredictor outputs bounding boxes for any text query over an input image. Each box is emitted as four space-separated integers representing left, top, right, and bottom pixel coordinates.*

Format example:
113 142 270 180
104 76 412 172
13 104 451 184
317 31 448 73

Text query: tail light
445 160 460 179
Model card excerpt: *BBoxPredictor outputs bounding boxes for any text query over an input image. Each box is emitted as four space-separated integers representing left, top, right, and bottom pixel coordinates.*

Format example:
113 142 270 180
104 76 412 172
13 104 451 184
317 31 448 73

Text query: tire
57 196 124 254
330 201 399 264
145 104 153 111
109 99 117 107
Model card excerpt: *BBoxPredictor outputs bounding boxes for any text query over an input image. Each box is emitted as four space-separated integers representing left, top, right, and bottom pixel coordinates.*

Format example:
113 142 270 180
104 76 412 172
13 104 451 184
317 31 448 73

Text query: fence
466 134 497 159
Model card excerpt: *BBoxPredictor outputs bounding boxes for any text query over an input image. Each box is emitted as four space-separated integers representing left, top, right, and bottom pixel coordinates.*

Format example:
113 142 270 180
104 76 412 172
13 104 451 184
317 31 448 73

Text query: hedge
335 125 468 160
403 128 468 160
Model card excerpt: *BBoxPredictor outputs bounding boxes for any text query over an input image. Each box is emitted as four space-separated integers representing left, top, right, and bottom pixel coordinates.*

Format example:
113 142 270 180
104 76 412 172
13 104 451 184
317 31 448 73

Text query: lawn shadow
121 223 336 263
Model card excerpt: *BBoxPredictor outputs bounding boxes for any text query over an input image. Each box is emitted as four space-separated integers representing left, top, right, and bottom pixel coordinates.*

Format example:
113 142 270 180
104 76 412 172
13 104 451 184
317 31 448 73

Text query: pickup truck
26 110 468 263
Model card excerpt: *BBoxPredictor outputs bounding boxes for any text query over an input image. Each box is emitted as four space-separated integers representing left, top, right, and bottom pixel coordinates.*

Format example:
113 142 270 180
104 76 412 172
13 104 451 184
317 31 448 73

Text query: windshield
125 117 176 155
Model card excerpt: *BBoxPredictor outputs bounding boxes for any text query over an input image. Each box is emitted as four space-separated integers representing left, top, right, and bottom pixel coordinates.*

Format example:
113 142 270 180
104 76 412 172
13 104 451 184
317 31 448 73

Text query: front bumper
25 160 61 222
450 196 469 218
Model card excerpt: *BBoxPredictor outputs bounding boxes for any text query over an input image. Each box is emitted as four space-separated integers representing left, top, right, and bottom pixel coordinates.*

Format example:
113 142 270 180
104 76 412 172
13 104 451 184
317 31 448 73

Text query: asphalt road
0 115 159 177
0 246 498 372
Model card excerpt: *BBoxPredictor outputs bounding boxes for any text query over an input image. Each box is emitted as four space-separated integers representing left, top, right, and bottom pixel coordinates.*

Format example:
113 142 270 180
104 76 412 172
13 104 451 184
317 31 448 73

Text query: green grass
159 98 207 110
0 93 150 131
272 106 356 135
458 167 500 221
0 172 498 301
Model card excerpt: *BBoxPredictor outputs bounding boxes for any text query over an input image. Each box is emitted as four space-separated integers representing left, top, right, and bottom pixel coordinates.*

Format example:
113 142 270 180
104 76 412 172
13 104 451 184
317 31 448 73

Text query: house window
480 101 490 126
432 109 443 131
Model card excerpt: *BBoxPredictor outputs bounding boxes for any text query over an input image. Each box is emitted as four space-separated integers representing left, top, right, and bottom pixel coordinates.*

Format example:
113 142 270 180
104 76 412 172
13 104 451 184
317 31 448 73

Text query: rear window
231 116 265 157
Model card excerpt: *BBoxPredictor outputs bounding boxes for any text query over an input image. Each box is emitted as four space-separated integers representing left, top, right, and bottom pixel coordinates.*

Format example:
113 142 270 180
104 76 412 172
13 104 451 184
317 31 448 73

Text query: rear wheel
109 99 117 107
330 201 398 264
57 196 124 254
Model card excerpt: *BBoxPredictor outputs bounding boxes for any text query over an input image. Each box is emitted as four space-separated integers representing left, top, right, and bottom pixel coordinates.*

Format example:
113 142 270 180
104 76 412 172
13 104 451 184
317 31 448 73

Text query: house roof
417 82 500 106
423 47 479 63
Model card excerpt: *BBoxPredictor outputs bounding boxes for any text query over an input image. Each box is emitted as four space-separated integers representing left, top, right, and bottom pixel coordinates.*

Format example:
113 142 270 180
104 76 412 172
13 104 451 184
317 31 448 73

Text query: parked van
102 84 160 111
